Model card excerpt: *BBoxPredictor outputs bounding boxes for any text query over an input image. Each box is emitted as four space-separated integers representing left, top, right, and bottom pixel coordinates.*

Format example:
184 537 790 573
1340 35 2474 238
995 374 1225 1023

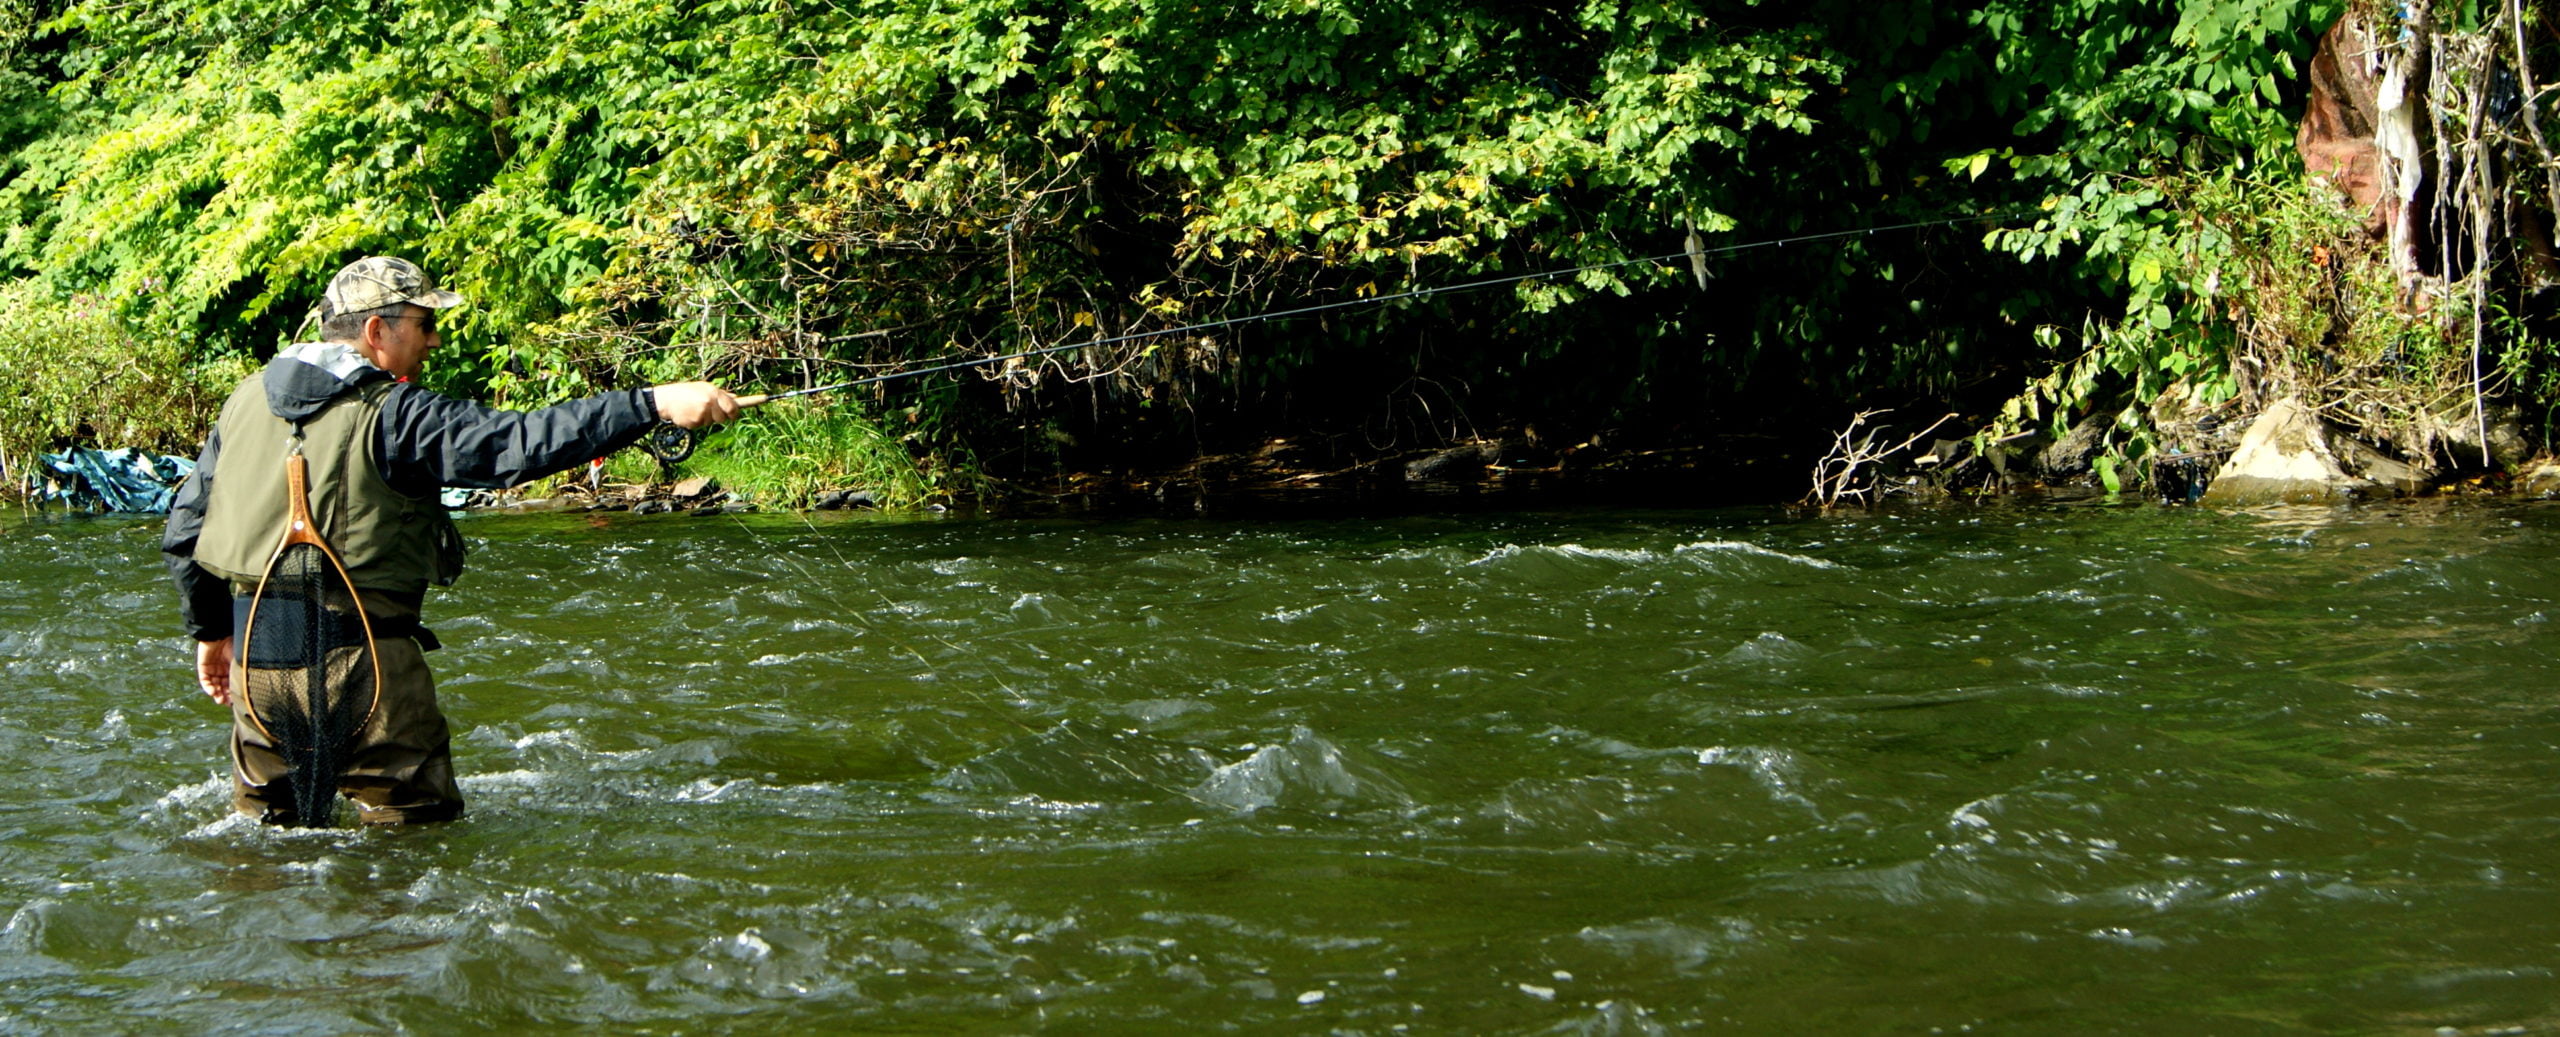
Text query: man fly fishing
150 216 1993 827
162 256 740 825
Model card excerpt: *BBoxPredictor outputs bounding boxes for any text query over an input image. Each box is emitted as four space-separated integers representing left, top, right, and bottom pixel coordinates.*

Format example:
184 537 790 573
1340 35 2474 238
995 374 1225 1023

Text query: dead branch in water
1805 409 1959 508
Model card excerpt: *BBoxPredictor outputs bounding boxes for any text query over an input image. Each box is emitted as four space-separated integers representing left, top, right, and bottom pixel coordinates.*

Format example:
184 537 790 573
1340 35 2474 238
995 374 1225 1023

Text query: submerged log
1403 442 1495 482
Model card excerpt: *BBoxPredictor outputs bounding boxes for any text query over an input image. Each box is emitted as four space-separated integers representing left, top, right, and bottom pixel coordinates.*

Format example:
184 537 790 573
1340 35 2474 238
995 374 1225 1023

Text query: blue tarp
29 448 194 514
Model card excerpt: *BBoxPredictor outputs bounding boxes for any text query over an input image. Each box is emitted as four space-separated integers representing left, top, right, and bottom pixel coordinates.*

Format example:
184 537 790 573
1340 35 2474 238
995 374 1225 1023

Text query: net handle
237 451 386 746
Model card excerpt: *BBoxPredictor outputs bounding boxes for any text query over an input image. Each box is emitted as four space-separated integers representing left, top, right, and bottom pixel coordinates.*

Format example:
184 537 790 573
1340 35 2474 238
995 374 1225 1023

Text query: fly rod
640 209 2019 462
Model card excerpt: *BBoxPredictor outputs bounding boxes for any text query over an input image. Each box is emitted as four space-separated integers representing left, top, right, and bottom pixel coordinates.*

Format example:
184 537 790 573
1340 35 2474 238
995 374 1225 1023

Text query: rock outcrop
2520 459 2560 498
2201 398 2380 505
2199 398 2450 505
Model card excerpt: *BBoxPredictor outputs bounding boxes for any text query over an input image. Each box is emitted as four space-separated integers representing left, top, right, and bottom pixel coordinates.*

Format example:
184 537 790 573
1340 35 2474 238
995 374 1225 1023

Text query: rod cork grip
735 394 771 408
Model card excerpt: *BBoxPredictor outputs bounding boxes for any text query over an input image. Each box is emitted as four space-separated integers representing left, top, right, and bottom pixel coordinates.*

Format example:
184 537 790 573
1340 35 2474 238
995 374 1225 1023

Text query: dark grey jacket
162 344 656 641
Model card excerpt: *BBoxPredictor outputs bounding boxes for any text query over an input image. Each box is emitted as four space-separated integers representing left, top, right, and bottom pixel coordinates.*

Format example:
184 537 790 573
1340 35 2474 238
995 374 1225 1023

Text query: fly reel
642 422 699 464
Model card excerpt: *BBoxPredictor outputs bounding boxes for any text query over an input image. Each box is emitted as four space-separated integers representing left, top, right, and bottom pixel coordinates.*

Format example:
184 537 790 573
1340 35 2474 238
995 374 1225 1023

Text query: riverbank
459 418 2560 519
453 426 1815 518
21 397 2557 519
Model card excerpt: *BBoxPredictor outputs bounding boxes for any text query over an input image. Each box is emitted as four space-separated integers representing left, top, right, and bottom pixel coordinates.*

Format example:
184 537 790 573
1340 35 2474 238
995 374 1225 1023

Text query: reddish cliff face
2297 16 2389 239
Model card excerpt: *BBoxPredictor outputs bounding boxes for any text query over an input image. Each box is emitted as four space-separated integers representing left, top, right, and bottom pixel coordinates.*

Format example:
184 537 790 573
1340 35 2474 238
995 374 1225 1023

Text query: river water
3 499 2556 1032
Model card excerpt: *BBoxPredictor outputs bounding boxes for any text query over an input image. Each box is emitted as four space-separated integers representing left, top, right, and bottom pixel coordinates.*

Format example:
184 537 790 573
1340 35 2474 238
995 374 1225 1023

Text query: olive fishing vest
193 376 465 594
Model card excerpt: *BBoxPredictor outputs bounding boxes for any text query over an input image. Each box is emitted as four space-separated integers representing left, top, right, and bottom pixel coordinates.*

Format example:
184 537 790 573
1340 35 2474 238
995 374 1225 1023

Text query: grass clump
603 401 952 509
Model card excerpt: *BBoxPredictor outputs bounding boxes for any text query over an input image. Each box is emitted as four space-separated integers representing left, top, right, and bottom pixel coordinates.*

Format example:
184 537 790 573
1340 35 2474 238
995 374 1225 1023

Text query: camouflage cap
323 256 464 316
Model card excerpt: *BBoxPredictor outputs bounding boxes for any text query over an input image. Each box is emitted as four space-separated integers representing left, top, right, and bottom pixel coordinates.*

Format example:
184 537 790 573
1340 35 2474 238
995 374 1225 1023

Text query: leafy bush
0 278 252 483
1985 173 2478 481
12 0 2471 502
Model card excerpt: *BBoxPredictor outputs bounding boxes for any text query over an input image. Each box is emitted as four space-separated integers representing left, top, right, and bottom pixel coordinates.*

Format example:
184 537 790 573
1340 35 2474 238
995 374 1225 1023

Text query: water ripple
6 504 2560 1029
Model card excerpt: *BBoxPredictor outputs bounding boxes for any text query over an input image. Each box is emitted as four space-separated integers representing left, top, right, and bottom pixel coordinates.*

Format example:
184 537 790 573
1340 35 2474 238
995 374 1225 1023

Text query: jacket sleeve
162 427 233 642
376 384 658 494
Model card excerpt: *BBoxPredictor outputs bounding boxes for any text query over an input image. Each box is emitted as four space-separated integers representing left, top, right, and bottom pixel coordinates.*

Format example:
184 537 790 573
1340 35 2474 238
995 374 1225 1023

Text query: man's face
367 304 441 380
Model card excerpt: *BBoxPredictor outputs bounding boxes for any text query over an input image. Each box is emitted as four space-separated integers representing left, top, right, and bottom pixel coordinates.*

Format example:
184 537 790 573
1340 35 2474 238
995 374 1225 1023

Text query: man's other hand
197 637 232 706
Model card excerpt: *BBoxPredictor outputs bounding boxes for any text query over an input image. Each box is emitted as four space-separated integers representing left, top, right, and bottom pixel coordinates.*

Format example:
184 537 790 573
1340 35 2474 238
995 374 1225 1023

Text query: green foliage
1735 0 2342 401
0 0 2386 500
1987 173 2468 481
1962 0 2327 180
2492 294 2560 449
1986 173 2249 446
1970 0 2343 425
2203 175 2468 451
0 279 253 476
